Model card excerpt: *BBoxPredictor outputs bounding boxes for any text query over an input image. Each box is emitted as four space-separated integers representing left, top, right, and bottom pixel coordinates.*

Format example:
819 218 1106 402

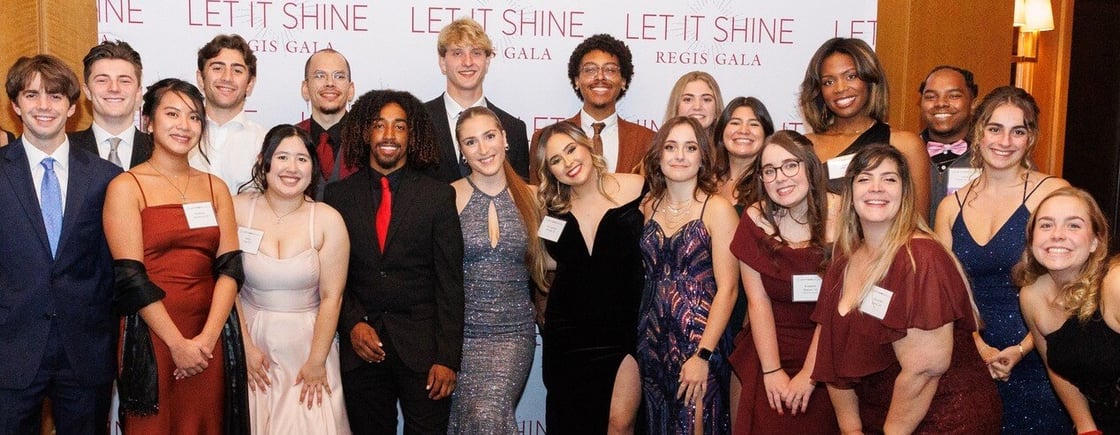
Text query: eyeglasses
759 160 803 182
310 71 349 83
579 64 621 78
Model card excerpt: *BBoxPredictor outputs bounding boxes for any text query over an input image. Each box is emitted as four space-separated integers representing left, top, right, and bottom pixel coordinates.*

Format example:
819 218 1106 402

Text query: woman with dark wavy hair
1017 187 1119 434
233 124 352 433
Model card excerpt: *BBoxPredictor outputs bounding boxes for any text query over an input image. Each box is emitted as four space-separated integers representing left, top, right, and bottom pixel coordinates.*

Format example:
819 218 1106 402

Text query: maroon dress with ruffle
811 238 1001 434
728 217 838 434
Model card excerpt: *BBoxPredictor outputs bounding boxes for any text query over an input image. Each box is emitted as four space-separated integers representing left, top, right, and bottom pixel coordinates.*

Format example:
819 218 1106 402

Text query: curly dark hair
340 89 438 171
241 124 321 197
642 116 718 200
197 34 257 77
567 33 634 101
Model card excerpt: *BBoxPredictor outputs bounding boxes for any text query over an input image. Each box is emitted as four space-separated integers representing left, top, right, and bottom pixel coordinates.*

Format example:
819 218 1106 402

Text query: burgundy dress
122 177 225 434
811 238 1001 434
728 218 838 434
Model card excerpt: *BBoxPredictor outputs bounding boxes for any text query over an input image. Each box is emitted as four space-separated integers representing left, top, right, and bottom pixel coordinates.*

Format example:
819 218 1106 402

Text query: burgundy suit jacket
529 112 655 184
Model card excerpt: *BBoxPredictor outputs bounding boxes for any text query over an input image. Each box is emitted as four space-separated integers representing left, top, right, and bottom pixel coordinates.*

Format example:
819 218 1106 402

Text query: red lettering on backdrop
500 9 585 37
97 0 143 24
411 7 497 33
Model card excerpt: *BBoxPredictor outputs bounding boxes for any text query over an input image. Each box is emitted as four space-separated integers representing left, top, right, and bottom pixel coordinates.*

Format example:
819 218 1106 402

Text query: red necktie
376 176 391 252
926 139 968 157
316 132 335 180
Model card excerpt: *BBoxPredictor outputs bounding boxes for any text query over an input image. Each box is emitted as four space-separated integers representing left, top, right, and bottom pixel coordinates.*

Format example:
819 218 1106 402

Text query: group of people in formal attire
2 14 1118 435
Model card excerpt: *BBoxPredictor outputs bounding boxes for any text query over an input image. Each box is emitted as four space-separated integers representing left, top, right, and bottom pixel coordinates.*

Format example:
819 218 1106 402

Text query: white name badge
538 216 567 242
946 167 981 195
237 227 264 254
791 274 822 302
827 154 855 180
859 285 894 320
183 202 218 229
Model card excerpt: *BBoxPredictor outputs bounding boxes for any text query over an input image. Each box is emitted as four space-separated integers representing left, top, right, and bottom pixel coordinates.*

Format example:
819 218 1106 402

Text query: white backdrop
98 0 876 432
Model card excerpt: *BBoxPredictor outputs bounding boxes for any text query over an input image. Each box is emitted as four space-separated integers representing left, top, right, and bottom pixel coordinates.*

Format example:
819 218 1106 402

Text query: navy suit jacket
0 140 121 389
424 95 530 183
69 126 154 168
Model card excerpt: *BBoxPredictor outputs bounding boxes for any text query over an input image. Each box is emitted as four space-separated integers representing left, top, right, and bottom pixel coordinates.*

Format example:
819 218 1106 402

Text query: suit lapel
56 150 92 257
131 129 153 167
383 170 419 252
357 170 382 263
429 96 461 181
1 142 53 255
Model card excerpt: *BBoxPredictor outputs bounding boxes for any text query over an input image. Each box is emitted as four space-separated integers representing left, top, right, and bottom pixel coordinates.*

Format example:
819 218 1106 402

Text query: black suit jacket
323 167 465 373
68 127 154 168
0 140 121 389
424 95 530 182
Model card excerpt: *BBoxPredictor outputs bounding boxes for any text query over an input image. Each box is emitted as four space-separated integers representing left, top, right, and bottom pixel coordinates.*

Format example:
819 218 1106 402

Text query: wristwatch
696 347 713 361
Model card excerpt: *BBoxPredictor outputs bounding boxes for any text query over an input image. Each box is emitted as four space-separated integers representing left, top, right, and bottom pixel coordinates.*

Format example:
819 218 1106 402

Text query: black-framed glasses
759 160 802 182
579 64 621 78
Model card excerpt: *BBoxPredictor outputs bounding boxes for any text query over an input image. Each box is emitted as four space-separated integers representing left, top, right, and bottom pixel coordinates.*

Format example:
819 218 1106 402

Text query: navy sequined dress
636 198 731 434
951 177 1071 434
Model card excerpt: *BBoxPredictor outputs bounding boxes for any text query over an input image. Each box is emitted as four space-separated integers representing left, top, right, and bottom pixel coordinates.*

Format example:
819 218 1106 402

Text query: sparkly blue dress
951 177 1071 434
447 183 535 434
637 198 731 434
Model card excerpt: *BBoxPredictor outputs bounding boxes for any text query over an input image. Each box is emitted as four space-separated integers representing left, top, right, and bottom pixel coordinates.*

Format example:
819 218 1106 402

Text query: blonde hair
663 71 725 136
437 18 493 57
835 143 933 310
1013 187 1111 322
533 121 613 214
455 106 548 290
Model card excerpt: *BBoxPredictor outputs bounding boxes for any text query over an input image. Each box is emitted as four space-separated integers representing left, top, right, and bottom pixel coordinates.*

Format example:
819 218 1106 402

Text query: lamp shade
1014 0 1027 27
1022 0 1055 31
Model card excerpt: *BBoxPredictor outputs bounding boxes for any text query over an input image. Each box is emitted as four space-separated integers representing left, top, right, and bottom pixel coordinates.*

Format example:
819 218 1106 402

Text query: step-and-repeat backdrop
98 0 875 432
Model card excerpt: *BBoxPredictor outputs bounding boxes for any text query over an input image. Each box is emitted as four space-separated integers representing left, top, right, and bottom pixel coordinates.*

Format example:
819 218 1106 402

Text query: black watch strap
696 347 713 361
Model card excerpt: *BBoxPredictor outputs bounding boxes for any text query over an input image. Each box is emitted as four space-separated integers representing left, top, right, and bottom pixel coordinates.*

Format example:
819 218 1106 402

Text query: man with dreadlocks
324 89 465 434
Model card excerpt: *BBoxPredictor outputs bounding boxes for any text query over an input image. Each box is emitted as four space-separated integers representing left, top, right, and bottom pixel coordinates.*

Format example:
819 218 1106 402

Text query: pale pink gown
239 199 351 434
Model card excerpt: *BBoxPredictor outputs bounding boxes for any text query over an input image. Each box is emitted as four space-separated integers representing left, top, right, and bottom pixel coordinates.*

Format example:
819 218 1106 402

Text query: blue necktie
40 157 62 257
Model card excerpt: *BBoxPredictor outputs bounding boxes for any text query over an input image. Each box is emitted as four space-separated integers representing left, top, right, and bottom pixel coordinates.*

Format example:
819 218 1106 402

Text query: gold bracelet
1017 344 1024 356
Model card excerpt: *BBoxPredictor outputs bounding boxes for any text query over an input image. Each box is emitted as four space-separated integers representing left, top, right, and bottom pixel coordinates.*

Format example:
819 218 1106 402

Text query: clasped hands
761 368 817 415
979 342 1023 382
170 334 215 380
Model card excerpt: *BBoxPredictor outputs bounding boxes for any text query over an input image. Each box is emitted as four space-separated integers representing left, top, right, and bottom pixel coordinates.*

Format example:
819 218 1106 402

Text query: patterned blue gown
951 179 1071 434
636 202 731 435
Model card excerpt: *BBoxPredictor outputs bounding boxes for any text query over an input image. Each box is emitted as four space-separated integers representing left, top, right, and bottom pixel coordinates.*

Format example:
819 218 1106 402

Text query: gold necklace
263 193 303 224
830 119 875 135
149 162 190 201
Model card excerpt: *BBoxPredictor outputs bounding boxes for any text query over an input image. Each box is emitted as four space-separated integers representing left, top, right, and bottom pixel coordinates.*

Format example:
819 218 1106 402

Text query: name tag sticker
538 216 567 242
946 168 981 195
827 154 855 180
183 202 218 229
792 274 822 302
237 227 264 254
859 285 894 320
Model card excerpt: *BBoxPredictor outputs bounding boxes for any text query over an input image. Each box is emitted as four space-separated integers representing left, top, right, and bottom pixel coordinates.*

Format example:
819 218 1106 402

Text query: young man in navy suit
68 40 153 170
0 55 121 434
324 89 464 434
424 18 530 183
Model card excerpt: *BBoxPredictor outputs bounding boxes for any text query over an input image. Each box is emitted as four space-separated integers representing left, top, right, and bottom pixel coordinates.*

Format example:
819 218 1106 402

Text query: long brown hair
751 130 830 270
968 86 1040 170
798 37 888 133
642 116 718 200
455 106 548 290
1013 187 1111 322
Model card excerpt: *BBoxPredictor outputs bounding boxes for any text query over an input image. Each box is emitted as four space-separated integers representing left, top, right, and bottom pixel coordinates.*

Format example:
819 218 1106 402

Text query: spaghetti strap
247 194 259 228
125 172 148 208
1024 174 1055 202
699 194 711 217
308 202 316 247
206 174 216 203
955 182 970 208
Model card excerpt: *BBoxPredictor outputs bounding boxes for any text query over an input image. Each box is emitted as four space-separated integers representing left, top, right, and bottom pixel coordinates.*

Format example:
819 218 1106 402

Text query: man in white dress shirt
191 33 266 194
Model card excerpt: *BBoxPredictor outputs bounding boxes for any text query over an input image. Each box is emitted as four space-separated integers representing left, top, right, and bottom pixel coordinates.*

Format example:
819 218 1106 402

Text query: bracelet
1078 430 1103 435
762 367 782 375
1017 344 1025 357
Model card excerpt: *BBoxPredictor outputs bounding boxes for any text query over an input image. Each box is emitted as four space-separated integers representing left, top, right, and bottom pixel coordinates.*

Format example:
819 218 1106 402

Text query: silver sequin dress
447 183 535 435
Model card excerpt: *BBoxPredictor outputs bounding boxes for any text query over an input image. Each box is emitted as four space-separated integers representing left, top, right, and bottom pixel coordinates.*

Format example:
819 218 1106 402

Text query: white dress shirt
189 110 266 195
23 138 70 214
579 110 620 172
442 93 487 164
91 123 137 170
